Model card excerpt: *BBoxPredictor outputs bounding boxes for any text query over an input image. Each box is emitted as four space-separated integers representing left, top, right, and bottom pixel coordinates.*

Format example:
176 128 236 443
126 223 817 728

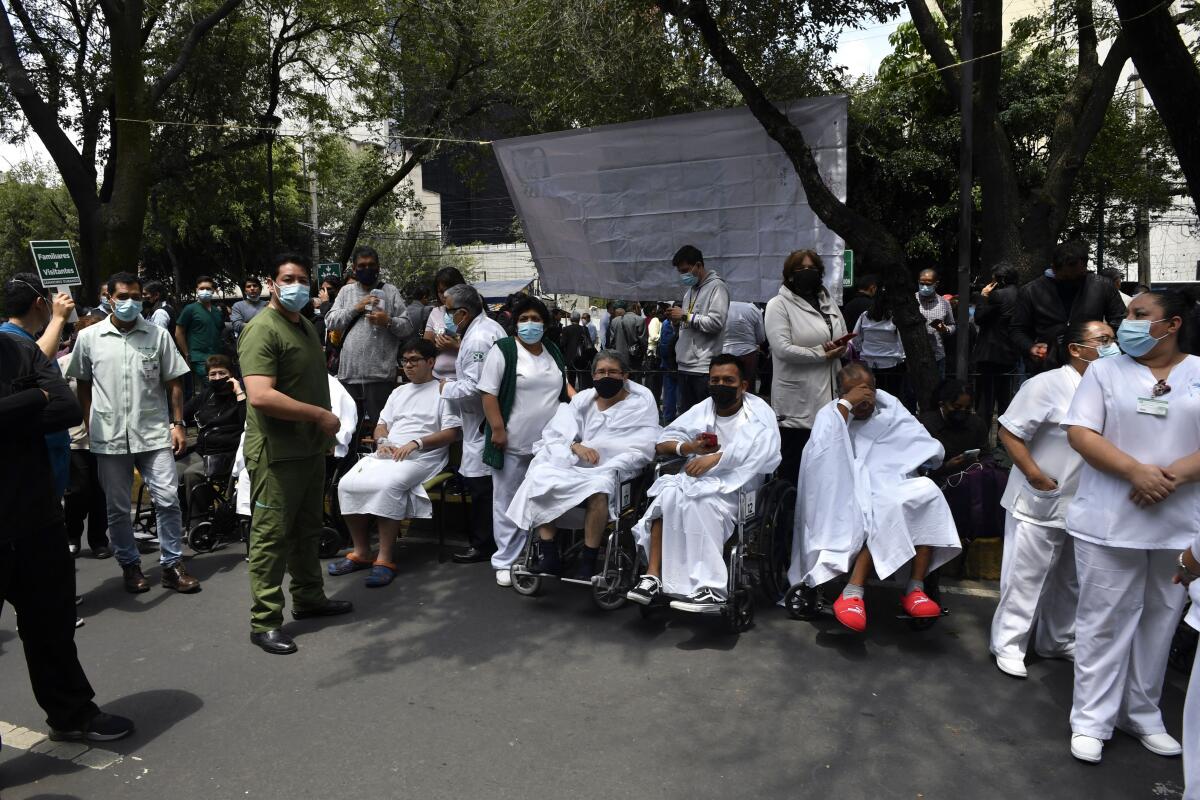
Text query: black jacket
972 284 1021 367
559 323 593 369
0 335 81 541
840 292 873 332
184 386 246 455
1012 273 1125 369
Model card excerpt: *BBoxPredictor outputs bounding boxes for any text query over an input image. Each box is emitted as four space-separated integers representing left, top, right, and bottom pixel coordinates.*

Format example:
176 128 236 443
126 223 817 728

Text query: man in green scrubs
239 253 352 655
175 275 225 388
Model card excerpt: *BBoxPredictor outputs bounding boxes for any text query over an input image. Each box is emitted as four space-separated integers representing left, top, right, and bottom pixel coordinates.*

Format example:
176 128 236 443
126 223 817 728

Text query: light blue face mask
1079 342 1121 359
112 298 141 322
679 272 698 288
918 284 936 297
443 308 458 335
517 321 544 344
275 282 311 313
1117 318 1168 358
1044 268 1056 279
197 289 214 301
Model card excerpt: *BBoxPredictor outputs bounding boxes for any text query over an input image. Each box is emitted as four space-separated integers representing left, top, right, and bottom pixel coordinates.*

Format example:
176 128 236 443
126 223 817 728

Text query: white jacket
764 285 847 430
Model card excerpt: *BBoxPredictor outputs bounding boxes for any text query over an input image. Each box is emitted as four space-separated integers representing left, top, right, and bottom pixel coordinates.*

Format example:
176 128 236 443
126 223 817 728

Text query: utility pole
303 140 321 268
956 0 974 382
1131 74 1152 287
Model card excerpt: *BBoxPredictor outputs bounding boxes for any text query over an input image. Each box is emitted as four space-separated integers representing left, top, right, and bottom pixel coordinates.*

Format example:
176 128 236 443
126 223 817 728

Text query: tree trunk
1113 0 1200 215
337 143 431 267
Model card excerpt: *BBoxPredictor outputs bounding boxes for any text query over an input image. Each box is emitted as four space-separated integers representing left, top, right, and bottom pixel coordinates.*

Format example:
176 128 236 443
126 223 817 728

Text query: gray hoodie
675 271 730 374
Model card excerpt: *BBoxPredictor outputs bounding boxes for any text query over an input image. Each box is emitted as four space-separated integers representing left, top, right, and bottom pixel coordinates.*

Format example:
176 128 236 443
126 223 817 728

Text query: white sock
841 583 864 600
906 579 924 595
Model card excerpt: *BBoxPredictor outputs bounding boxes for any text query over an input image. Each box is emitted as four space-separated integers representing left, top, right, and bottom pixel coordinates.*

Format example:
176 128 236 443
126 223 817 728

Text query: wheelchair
634 458 796 634
318 448 366 559
782 567 949 632
509 464 656 611
185 453 248 554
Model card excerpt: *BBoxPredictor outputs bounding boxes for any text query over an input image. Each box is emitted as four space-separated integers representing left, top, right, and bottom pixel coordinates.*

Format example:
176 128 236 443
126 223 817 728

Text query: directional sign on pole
29 240 82 287
317 262 341 284
841 249 854 289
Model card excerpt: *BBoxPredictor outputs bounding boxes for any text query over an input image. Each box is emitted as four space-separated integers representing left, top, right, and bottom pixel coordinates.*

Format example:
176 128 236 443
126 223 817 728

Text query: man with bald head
787 363 961 632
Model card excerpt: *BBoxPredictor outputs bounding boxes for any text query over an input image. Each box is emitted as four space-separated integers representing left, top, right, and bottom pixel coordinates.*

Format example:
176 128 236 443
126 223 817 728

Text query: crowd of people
3 241 1200 795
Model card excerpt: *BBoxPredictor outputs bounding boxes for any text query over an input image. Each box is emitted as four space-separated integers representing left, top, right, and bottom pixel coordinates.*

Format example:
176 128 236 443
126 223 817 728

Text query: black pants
464 475 496 552
0 525 98 730
64 450 109 551
677 372 710 415
344 381 395 439
975 361 1017 430
778 427 811 486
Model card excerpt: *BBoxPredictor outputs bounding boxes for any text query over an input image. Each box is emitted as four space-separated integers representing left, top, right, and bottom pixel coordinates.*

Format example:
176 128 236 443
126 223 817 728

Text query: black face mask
709 384 740 410
593 376 624 399
355 269 379 286
211 376 232 393
944 408 970 426
787 270 823 297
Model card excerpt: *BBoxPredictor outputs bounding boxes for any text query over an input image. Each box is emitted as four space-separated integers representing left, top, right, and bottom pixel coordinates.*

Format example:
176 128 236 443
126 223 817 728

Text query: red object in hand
699 432 718 449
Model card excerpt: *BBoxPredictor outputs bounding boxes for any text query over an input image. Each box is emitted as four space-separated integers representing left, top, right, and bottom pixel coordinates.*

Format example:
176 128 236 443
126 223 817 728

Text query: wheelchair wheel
512 572 543 597
188 521 217 554
783 583 823 620
318 526 343 559
723 587 755 633
759 483 796 603
592 535 634 611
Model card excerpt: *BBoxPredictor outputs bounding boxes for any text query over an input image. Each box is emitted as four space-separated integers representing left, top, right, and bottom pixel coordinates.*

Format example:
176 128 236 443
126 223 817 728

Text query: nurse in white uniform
990 320 1116 678
1175 532 1200 800
1063 290 1200 764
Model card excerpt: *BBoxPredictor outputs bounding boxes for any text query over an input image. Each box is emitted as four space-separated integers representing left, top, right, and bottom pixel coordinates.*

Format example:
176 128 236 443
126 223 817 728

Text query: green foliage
0 162 77 286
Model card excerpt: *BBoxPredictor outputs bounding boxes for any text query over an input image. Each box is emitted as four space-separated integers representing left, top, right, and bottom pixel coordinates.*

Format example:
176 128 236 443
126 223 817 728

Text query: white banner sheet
493 97 847 303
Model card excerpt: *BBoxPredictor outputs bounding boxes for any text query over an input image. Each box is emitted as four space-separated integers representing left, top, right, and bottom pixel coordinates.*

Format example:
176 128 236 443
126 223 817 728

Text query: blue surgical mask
443 308 458 334
517 321 544 344
1097 343 1121 358
918 285 935 297
112 298 141 322
679 272 698 288
197 289 214 301
1116 318 1167 358
276 282 311 313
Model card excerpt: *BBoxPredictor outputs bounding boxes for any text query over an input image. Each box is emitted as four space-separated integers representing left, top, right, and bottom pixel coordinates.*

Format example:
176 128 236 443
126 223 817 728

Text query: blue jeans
661 372 678 423
96 448 184 568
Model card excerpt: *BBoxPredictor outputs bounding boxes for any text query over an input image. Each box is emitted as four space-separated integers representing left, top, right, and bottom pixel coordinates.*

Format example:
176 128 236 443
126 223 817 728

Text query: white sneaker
495 568 512 588
1036 644 1076 662
995 655 1028 679
1134 732 1182 757
1070 733 1103 763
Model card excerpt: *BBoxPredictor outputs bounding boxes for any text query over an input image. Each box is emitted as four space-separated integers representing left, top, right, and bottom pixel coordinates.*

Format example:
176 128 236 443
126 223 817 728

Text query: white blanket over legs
788 389 961 588
632 393 781 598
506 382 661 529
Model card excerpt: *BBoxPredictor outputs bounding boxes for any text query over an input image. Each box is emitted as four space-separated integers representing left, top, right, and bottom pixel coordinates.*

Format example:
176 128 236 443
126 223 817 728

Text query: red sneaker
832 594 867 632
901 589 942 618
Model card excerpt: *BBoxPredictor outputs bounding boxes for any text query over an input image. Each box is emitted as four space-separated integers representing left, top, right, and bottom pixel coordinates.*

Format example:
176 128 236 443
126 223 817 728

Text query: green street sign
29 240 81 287
318 262 341 283
841 249 854 288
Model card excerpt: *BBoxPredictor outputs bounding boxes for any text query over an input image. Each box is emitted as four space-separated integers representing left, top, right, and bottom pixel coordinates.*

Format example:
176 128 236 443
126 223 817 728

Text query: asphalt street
0 539 1189 800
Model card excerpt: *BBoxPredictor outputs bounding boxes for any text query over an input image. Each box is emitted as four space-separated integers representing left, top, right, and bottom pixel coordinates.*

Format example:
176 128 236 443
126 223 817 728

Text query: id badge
140 357 160 382
1136 396 1168 417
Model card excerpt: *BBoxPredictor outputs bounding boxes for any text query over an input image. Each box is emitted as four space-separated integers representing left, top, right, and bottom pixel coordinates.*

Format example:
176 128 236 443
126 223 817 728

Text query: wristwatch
1179 551 1200 578
170 420 184 428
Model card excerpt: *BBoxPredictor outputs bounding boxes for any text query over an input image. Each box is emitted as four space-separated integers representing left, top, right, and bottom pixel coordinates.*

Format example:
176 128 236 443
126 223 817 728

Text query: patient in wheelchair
505 350 660 580
331 339 462 588
627 355 780 612
179 355 246 514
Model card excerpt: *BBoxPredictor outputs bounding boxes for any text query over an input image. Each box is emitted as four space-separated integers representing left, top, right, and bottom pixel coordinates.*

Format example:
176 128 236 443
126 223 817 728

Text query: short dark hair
143 280 167 299
244 277 262 288
205 354 233 373
510 295 550 325
4 272 47 317
195 275 215 288
434 266 466 292
106 271 142 295
672 245 703 268
934 378 973 407
992 263 1018 286
708 352 745 378
1052 240 1089 272
351 245 380 265
320 275 342 290
402 338 438 361
270 253 312 280
1099 267 1124 283
854 272 879 292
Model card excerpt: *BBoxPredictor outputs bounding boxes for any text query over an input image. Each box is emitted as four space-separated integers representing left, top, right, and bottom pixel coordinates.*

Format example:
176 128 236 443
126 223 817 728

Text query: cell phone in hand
699 432 718 450
962 448 981 460
832 332 855 348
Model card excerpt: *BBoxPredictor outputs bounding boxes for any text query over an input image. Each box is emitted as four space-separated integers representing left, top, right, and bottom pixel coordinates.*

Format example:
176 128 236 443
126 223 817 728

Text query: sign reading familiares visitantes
318 263 341 284
29 240 81 287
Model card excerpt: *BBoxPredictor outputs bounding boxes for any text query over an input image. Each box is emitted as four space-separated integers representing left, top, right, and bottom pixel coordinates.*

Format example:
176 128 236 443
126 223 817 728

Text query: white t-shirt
1062 354 1200 549
377 380 461 450
478 343 563 455
424 306 459 381
713 404 750 452
998 365 1083 527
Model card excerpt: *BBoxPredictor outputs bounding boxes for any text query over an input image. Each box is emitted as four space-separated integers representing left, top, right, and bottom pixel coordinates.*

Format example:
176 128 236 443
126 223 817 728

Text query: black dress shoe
452 547 493 564
92 547 113 560
291 599 353 620
250 629 297 655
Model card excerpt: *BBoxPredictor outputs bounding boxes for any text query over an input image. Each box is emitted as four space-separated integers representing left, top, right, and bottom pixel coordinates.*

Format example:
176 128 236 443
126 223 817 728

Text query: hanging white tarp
492 96 848 303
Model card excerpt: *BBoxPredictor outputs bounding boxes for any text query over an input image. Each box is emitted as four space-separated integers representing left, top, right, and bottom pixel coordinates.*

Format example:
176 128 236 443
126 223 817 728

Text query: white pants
1185 642 1200 800
490 451 534 570
990 514 1078 662
1070 539 1186 739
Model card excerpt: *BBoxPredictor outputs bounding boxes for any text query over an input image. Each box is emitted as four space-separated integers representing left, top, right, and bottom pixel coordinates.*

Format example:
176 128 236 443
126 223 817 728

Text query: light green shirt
66 315 190 455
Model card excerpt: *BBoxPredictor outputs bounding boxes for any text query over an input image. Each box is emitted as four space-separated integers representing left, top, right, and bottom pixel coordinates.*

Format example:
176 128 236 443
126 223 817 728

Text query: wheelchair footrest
895 608 951 620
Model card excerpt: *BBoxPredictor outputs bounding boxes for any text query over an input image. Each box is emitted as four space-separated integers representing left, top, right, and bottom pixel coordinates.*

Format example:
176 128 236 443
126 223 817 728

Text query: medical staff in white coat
1063 289 1200 764
506 349 661 580
627 354 781 612
990 320 1116 678
438 284 507 564
331 339 462 588
1175 532 1200 799
478 295 571 587
787 363 960 632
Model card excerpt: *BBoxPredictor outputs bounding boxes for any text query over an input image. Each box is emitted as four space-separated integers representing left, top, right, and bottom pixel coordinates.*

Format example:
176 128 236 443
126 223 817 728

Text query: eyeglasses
593 369 625 378
401 357 430 366
1152 379 1171 397
1083 335 1115 346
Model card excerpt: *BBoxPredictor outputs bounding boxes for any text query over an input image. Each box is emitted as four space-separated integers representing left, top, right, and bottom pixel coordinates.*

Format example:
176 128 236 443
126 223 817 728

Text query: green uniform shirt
238 306 332 464
177 301 225 361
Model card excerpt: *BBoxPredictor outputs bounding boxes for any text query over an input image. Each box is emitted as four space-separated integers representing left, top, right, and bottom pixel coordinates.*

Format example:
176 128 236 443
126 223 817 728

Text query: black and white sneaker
49 712 134 743
626 575 662 605
670 588 725 613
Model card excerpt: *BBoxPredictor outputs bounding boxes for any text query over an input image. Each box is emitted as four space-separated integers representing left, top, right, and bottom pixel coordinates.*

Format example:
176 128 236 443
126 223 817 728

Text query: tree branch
149 0 243 106
906 0 961 98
